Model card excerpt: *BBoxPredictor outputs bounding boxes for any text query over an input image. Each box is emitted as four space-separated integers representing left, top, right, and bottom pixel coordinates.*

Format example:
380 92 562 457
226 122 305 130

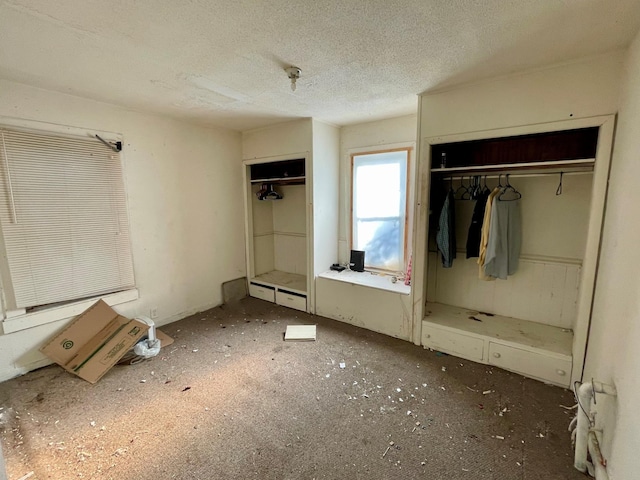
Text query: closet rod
439 170 592 181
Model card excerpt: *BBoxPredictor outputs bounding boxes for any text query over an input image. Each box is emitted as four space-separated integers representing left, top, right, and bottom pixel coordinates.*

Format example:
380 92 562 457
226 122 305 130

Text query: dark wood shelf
432 127 599 170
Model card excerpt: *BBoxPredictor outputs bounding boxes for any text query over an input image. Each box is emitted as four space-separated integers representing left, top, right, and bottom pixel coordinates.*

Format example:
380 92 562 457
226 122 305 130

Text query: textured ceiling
1 0 640 131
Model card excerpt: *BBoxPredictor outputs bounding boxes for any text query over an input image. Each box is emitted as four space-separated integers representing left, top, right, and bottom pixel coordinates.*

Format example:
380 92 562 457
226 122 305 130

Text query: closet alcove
244 158 308 311
417 118 614 387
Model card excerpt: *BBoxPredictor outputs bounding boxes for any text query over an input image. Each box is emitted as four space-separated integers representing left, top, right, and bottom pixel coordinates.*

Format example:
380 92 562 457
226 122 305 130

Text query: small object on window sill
330 264 345 272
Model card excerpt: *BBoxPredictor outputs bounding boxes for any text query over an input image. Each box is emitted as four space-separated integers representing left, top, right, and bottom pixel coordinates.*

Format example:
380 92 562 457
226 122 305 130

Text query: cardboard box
40 300 149 384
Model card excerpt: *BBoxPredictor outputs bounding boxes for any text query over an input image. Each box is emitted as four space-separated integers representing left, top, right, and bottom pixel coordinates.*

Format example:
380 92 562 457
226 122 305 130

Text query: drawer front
488 343 571 387
249 283 275 302
422 324 485 362
275 290 307 312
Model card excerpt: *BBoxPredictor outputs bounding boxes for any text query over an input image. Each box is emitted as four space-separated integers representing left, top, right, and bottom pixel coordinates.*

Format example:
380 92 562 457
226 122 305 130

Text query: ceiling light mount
285 66 301 91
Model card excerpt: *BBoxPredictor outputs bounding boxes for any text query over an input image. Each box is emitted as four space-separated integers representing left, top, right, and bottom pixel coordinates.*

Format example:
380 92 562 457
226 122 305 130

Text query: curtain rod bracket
95 134 122 153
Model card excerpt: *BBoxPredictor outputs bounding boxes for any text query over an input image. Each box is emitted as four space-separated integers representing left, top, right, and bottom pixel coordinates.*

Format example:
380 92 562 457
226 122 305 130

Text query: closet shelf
431 158 595 175
251 270 307 295
423 302 573 357
250 176 306 185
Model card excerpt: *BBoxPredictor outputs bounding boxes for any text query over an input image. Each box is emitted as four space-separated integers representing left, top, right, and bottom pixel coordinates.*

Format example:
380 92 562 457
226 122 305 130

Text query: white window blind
0 127 135 310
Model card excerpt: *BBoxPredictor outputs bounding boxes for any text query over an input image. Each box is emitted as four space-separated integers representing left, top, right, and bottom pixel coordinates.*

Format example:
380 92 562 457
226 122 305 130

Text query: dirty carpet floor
0 297 582 479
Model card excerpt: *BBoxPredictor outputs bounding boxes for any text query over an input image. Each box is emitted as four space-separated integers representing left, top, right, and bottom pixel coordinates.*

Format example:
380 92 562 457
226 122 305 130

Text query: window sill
1 289 139 334
318 270 411 295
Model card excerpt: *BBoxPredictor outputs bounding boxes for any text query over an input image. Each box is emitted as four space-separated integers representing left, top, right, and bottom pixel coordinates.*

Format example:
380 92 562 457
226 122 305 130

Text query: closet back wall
273 185 307 275
251 184 275 276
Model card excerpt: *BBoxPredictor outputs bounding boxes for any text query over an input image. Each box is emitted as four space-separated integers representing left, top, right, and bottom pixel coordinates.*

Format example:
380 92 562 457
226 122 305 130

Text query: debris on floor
0 298 584 480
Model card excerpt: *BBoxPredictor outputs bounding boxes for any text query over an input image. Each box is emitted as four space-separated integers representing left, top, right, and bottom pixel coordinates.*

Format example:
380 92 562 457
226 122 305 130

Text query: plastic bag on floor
120 316 161 365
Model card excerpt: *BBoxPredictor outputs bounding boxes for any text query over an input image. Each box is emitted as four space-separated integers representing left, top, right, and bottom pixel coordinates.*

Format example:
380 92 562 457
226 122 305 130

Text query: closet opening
420 122 607 388
244 157 308 311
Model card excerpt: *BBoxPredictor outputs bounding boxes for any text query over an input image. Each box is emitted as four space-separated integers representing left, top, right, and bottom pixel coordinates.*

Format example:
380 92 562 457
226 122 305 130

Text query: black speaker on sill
349 250 365 272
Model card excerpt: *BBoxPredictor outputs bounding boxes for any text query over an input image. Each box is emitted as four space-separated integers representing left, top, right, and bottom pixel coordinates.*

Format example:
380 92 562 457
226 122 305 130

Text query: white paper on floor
284 325 317 341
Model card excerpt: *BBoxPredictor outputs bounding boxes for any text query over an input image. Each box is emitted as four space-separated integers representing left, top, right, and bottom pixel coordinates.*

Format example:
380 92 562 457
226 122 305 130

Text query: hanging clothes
484 199 522 280
436 189 456 268
466 189 489 258
478 187 501 280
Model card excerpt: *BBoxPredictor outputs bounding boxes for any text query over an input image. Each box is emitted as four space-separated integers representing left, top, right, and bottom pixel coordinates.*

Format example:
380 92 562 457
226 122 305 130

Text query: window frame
350 146 412 272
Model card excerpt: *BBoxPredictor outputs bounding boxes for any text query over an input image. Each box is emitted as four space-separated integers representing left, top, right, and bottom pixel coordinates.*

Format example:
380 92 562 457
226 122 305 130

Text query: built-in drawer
422 323 484 362
275 289 307 312
488 342 571 388
249 282 275 302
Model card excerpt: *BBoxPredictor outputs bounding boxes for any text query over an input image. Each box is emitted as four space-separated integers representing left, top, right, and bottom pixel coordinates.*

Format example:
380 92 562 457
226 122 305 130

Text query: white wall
583 32 640 479
338 115 417 262
242 119 312 160
0 80 244 381
311 120 340 280
420 52 624 136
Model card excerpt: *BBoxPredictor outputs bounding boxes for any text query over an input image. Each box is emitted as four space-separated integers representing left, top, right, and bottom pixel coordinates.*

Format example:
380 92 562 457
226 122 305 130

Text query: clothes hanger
498 174 522 201
482 175 490 194
461 176 473 200
468 176 477 200
470 176 481 200
556 172 563 196
259 183 283 200
454 176 468 199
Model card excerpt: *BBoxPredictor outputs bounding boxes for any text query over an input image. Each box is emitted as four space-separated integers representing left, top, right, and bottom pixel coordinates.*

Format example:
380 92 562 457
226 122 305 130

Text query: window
351 148 410 271
0 127 135 311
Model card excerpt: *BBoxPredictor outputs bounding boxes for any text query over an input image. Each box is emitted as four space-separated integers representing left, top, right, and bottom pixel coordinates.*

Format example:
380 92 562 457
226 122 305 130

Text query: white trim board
1 289 139 334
